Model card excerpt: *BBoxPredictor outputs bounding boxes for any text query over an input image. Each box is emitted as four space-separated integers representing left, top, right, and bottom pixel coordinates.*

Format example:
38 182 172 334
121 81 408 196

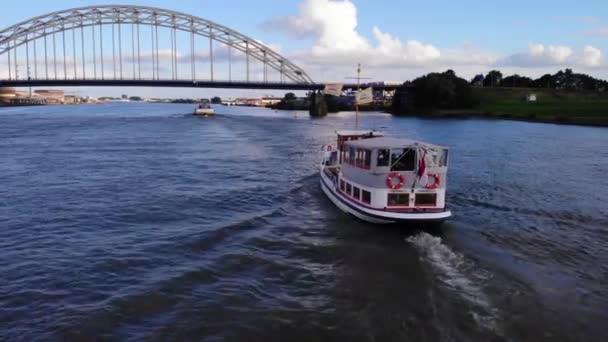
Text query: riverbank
474 87 608 126
394 87 608 127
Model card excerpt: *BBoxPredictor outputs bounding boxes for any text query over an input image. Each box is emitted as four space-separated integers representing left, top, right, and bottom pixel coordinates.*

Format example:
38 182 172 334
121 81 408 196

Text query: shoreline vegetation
395 87 608 127
270 68 608 127
390 69 608 127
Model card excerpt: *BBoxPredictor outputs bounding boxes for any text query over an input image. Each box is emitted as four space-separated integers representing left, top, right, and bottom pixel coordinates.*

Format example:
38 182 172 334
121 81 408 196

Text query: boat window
353 186 360 200
362 190 371 204
377 149 390 167
388 193 410 206
390 149 416 171
340 180 345 191
348 147 355 166
415 193 437 206
346 182 352 194
354 149 371 169
364 150 371 169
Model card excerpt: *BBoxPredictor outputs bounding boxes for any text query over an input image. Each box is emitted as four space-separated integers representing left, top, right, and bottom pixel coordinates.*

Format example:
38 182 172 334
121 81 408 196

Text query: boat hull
320 169 451 224
193 109 215 116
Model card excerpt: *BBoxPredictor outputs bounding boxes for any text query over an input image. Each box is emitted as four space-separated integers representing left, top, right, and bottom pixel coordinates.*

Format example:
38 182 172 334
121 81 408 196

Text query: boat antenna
346 63 370 129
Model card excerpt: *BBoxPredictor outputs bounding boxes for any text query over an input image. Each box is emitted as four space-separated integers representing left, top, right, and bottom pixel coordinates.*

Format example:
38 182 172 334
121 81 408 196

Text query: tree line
392 70 476 112
471 69 608 91
392 69 608 114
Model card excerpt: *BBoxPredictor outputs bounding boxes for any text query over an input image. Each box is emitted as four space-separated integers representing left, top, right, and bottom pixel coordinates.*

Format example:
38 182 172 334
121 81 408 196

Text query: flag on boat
417 151 429 186
356 87 374 104
323 83 343 96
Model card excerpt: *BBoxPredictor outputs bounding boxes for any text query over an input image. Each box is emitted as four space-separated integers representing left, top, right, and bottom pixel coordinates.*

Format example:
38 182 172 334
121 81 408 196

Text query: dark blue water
1 103 607 341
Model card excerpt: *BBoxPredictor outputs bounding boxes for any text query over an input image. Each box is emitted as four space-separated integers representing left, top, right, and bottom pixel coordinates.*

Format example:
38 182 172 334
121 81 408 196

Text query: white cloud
307 0 369 54
581 45 602 67
123 45 251 65
264 0 449 69
262 0 364 46
498 44 606 70
262 0 608 81
371 27 440 63
500 43 574 67
262 0 513 82
530 44 573 63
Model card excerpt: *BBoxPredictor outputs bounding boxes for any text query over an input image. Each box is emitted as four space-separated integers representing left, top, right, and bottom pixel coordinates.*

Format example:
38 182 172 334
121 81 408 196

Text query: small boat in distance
320 130 451 224
193 102 215 116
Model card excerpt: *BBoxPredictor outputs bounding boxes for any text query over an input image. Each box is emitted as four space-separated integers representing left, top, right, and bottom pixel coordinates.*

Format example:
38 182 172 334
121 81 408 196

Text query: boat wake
407 232 499 333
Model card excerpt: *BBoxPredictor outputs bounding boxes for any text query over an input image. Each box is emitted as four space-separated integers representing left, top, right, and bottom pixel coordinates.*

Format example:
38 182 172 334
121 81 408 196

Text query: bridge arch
0 5 313 84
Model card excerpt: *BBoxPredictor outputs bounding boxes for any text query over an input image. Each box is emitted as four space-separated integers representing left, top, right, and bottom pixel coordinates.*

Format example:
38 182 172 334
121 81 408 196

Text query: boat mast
356 63 360 129
346 63 370 129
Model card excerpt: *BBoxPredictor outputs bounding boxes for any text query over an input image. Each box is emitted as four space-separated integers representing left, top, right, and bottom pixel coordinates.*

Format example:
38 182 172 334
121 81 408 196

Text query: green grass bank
470 87 608 126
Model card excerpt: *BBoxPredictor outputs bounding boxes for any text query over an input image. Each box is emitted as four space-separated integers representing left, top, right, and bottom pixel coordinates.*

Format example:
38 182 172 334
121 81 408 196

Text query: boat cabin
335 130 383 157
338 137 449 211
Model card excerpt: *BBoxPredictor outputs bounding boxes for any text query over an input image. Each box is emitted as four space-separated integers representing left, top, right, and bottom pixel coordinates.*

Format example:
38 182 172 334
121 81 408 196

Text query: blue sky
2 0 607 97
3 0 606 52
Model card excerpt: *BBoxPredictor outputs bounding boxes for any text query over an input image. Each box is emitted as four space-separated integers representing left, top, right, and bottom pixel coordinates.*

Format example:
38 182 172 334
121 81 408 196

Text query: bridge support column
309 90 327 117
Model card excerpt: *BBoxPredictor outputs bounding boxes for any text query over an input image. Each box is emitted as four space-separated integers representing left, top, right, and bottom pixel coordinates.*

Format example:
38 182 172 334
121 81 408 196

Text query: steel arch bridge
0 5 315 89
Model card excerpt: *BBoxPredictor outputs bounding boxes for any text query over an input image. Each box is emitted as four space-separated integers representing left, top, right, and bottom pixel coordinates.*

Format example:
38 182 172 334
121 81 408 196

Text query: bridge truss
0 5 314 86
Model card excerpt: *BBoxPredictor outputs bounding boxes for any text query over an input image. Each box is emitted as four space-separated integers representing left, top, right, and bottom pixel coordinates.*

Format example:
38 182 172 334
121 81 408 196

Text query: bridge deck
0 79 402 91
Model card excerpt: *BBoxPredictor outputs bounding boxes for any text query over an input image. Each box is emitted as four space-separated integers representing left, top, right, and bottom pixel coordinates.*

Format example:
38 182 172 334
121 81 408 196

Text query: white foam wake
407 232 499 331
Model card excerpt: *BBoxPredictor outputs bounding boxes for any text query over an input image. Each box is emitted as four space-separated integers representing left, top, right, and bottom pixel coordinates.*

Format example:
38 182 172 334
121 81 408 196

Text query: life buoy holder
426 174 441 189
386 172 405 190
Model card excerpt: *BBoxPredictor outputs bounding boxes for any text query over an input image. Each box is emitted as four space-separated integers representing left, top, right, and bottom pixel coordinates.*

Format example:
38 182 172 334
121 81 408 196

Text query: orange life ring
386 172 405 190
426 174 441 189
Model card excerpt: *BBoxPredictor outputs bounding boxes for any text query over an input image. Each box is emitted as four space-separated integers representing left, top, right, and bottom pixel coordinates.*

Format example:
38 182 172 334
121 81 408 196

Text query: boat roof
345 137 448 150
336 130 383 136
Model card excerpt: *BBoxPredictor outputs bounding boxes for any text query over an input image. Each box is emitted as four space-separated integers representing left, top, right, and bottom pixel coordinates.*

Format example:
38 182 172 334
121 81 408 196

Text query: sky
2 0 607 98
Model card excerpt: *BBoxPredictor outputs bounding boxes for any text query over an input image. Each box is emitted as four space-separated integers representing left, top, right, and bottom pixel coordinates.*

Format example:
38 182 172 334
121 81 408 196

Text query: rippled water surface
1 103 607 341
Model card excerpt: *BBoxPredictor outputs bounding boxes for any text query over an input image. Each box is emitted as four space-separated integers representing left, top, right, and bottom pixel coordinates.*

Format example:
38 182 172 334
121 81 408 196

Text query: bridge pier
309 90 327 117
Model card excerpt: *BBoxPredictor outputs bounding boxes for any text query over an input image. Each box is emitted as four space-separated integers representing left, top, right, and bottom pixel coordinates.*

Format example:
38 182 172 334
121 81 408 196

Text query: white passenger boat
193 103 215 116
320 130 451 224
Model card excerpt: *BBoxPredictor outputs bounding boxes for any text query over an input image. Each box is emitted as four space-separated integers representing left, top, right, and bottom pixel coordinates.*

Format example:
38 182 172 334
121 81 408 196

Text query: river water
1 103 606 341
